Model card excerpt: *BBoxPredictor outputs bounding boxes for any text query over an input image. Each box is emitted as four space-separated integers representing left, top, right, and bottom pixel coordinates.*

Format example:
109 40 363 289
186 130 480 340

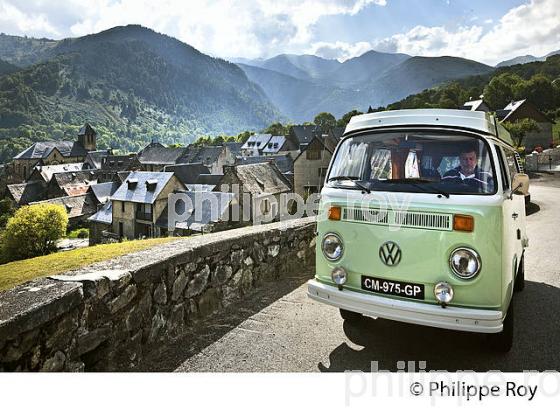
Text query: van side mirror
510 173 529 199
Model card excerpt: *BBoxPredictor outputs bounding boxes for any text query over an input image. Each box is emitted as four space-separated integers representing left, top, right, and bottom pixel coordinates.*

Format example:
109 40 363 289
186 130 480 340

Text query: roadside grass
0 237 179 292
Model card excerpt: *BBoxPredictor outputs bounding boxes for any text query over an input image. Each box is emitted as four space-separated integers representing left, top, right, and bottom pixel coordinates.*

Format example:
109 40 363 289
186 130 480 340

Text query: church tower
77 123 97 151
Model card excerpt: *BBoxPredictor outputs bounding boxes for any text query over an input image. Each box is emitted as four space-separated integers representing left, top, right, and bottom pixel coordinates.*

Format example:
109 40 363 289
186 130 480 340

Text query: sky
0 0 558 66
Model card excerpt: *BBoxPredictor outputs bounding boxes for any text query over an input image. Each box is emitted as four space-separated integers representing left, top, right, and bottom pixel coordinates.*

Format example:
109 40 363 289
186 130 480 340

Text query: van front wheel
340 309 363 323
488 299 514 353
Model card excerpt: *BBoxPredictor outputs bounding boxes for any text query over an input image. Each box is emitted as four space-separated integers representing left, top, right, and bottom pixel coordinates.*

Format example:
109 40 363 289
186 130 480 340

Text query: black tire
488 299 514 353
514 254 525 292
340 308 363 323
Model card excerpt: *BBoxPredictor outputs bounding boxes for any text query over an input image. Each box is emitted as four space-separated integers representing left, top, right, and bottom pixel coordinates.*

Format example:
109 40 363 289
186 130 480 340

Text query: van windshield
327 131 496 195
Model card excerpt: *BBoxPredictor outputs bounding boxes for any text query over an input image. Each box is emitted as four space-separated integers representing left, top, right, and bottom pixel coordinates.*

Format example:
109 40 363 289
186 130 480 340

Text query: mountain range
496 49 560 68
0 24 557 164
236 52 493 121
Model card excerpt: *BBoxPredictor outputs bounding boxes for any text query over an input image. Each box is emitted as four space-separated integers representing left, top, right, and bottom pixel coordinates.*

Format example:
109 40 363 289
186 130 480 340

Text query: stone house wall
0 217 316 371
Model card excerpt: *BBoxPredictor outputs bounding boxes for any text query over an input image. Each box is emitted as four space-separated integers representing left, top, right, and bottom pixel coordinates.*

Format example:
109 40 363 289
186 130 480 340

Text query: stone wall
0 217 316 371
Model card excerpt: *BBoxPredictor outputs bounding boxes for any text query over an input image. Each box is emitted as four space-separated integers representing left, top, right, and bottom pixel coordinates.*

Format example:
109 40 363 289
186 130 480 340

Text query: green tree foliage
313 112 336 133
264 122 287 135
483 73 524 109
337 110 363 128
0 198 15 228
502 119 541 147
1 203 68 262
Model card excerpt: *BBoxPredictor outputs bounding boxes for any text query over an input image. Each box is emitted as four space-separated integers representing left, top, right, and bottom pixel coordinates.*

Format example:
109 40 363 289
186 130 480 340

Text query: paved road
142 176 560 372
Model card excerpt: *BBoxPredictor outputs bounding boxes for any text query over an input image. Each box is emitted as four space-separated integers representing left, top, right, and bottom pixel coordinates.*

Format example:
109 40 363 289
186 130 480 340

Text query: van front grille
342 207 452 231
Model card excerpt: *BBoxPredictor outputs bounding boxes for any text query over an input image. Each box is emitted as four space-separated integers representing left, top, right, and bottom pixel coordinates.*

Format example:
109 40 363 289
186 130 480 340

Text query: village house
46 169 101 199
5 180 47 206
31 193 97 229
288 125 322 151
293 135 337 198
240 134 272 157
224 142 243 159
496 99 555 150
85 149 113 169
88 171 186 244
27 163 87 184
261 135 299 157
177 145 235 174
137 142 187 172
234 154 294 187
7 123 97 183
219 163 292 224
156 191 237 236
163 163 211 186
99 153 141 182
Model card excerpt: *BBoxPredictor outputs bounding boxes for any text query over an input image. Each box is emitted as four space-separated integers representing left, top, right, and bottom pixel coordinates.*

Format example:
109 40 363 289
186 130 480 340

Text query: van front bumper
307 279 503 333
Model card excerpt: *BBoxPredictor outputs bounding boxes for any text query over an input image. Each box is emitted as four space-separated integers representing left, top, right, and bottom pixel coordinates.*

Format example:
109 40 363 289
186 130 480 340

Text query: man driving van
441 145 494 192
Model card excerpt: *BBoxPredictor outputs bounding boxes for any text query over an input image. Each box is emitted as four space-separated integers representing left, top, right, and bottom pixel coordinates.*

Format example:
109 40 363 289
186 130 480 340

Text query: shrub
2 203 68 262
67 227 89 239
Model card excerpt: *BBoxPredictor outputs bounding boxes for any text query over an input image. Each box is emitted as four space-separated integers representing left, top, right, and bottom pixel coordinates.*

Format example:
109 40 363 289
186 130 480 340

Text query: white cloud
309 40 373 60
0 0 386 58
310 0 560 65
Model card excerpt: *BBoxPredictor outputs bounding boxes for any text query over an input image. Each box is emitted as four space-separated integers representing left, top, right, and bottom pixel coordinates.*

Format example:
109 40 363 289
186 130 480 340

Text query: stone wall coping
59 217 317 278
0 278 83 341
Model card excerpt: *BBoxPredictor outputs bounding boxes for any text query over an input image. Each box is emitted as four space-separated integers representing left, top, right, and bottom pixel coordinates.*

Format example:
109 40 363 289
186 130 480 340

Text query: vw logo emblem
379 241 401 266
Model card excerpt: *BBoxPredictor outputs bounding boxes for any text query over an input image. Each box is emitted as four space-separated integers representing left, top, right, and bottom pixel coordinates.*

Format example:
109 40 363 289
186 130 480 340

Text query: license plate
361 275 425 300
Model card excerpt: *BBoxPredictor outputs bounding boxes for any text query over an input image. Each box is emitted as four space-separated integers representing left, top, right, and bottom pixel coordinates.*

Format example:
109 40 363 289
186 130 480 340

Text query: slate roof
89 182 120 204
177 145 224 166
88 201 113 225
195 174 223 186
51 170 100 196
85 150 111 169
241 134 272 151
14 141 88 160
101 154 140 170
31 163 85 182
462 99 486 111
78 123 96 136
110 171 177 204
138 142 186 165
156 191 236 232
185 184 216 192
6 181 46 205
31 193 97 220
290 125 322 146
262 136 287 154
234 154 293 174
224 142 243 156
233 163 291 195
164 163 210 185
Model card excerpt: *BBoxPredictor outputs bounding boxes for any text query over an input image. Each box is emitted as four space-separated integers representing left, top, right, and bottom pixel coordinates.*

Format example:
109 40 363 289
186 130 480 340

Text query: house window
318 167 328 178
306 149 321 160
118 222 124 237
260 198 270 214
121 201 125 212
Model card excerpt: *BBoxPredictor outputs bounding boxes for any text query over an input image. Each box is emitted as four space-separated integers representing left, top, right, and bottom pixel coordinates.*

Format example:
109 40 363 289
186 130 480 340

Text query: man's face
459 151 477 175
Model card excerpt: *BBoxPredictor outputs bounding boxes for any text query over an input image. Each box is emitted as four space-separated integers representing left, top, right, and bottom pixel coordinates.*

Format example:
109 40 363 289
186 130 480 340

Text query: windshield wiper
328 176 371 194
378 179 450 198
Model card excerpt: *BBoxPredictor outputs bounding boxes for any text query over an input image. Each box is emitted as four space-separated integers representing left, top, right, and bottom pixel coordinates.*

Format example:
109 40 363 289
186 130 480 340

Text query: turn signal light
453 214 474 232
328 206 341 221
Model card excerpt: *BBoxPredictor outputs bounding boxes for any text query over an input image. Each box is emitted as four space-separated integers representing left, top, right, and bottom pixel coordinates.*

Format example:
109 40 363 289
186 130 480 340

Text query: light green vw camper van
307 109 529 352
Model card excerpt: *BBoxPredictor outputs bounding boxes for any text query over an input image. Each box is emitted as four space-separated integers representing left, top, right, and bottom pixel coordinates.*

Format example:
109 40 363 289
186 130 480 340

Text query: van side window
496 146 510 191
504 149 520 179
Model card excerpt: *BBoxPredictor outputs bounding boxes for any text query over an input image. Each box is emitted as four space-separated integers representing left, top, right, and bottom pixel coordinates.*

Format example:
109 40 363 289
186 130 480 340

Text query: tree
0 198 15 228
337 110 363 128
503 118 541 148
264 122 286 135
313 112 336 133
2 204 68 262
483 73 524 110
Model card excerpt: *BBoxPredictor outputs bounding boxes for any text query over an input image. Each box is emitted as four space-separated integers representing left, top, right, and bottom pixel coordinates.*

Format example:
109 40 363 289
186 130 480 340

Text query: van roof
346 109 514 146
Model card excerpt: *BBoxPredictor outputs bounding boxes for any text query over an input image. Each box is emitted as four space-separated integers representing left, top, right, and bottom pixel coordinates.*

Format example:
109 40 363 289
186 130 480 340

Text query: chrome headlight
322 233 344 261
449 247 481 279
